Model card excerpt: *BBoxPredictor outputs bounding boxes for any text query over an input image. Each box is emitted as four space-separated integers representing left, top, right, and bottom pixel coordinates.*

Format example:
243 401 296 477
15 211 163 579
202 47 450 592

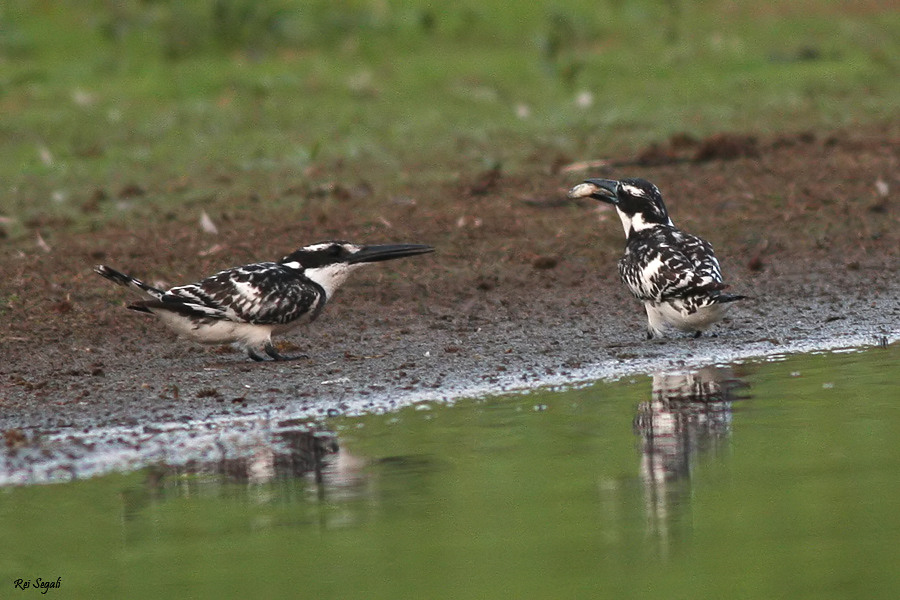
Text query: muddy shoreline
3 262 898 429
2 126 899 482
2 271 898 485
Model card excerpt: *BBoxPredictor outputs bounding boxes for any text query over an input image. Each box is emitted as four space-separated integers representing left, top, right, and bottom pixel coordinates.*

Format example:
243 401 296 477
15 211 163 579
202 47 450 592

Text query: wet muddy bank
2 262 898 485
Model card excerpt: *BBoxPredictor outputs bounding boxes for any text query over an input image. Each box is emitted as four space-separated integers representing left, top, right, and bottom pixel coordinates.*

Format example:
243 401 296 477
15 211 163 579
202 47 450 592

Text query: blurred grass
0 0 898 238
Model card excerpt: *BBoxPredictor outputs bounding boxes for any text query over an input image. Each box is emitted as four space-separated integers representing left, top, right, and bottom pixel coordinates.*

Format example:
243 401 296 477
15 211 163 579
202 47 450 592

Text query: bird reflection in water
170 424 337 482
119 422 370 541
634 366 750 548
133 421 366 501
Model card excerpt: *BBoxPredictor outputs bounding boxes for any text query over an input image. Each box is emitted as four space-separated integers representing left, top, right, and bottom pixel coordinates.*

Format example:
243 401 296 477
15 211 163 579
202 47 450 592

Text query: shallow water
2 344 899 598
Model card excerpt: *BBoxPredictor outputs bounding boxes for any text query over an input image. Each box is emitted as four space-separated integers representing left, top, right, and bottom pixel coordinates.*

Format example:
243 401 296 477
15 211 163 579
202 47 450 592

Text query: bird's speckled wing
619 228 725 302
163 263 325 325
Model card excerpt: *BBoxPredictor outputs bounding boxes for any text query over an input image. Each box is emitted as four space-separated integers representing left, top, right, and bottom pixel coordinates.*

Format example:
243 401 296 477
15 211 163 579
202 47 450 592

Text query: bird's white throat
303 263 361 299
617 209 674 237
617 210 654 236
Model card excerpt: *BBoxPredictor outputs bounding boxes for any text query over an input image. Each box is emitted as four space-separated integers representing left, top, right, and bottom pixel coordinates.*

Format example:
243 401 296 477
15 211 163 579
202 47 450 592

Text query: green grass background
1 1 898 236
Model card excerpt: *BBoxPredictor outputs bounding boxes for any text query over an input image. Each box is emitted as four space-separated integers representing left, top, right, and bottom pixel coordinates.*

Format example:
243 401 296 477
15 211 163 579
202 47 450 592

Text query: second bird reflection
635 366 750 485
633 366 750 547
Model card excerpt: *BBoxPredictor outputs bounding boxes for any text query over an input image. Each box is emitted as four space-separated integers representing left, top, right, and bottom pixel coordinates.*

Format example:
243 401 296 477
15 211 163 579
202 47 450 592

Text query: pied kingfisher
568 177 745 339
96 241 434 361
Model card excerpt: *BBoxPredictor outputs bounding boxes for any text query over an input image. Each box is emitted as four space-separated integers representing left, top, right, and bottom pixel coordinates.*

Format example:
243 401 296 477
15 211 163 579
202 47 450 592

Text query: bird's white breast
645 300 732 335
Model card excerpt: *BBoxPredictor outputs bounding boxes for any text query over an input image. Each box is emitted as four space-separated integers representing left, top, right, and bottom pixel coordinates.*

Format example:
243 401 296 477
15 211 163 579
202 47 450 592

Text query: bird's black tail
94 265 165 300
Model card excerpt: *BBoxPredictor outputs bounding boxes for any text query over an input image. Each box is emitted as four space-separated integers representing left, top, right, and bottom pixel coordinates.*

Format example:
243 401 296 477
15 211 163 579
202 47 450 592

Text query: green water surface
2 345 899 599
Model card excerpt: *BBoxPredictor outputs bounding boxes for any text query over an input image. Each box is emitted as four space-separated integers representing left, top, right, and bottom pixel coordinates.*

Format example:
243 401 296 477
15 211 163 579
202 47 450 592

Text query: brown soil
2 124 899 434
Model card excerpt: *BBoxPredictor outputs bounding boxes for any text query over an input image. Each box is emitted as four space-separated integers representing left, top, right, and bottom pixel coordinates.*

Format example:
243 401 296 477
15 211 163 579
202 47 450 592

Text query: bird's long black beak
567 178 619 204
349 244 435 264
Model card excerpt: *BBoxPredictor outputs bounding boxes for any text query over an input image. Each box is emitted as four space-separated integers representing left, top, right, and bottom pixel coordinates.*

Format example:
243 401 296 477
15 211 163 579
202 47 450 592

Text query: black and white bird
568 177 745 339
95 241 434 361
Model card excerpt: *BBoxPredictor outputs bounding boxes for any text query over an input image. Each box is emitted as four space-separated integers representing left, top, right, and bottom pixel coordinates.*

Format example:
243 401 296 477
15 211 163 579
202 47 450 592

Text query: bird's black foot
246 342 309 362
247 347 268 361
264 341 308 361
693 330 702 339
265 341 289 361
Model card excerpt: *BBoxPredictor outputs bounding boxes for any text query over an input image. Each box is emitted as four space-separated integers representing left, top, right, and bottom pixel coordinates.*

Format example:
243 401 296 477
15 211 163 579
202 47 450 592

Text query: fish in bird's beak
567 178 619 204
348 244 435 264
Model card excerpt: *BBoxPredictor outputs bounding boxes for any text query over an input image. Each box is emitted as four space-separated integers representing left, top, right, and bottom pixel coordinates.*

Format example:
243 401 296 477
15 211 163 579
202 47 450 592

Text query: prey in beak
567 179 619 204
